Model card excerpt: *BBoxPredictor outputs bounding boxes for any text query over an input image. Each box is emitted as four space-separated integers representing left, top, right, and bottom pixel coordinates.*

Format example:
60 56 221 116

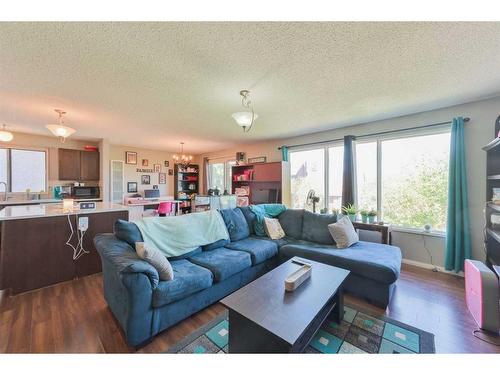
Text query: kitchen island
0 202 129 294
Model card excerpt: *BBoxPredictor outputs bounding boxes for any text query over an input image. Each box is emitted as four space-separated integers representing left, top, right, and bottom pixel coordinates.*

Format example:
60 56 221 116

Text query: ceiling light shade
232 90 257 132
232 112 259 128
0 124 14 142
45 109 76 142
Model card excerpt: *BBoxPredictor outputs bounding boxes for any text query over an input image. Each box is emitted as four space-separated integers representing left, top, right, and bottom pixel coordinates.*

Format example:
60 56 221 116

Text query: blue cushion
301 210 337 245
114 219 143 247
239 206 257 235
279 240 402 284
278 209 305 239
202 238 230 251
152 259 213 307
169 247 203 260
188 247 252 282
219 208 250 241
225 236 278 265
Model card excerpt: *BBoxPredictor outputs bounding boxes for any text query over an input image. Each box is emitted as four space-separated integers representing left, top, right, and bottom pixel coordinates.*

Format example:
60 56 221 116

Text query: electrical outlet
78 216 89 231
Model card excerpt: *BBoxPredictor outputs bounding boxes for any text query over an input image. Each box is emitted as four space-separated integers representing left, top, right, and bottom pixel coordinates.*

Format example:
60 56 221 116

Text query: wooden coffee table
220 257 350 353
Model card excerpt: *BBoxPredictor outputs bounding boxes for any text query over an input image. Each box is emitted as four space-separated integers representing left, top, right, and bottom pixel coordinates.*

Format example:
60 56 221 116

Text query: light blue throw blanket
249 204 287 236
134 210 229 257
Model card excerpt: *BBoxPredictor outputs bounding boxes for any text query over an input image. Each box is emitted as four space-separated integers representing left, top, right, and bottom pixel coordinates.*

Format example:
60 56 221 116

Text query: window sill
390 226 446 238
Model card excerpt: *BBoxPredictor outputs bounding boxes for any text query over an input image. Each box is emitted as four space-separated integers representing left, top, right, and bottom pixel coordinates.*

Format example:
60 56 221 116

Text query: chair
157 202 174 217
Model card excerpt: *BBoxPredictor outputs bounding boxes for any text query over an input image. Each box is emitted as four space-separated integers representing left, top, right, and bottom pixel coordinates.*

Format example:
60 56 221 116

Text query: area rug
166 305 435 354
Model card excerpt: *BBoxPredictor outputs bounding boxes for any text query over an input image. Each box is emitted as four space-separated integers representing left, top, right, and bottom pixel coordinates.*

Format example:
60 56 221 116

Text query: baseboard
402 258 464 277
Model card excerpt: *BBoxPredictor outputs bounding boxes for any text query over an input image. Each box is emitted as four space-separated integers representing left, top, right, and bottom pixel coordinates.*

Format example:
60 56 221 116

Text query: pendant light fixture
232 90 258 133
0 124 14 142
45 109 76 143
172 142 193 169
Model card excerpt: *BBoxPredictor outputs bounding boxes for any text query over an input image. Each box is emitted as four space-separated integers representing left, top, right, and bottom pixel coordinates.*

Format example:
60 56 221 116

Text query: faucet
0 182 7 201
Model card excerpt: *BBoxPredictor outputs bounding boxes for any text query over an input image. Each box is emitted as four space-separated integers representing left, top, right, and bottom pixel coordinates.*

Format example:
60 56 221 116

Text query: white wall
198 96 500 266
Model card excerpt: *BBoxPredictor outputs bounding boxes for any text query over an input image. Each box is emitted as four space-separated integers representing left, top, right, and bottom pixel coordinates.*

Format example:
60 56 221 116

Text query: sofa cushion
279 240 402 284
301 210 338 245
219 208 250 241
225 236 278 265
202 238 230 251
114 219 143 247
152 259 213 307
278 209 305 239
239 206 257 235
188 247 252 282
135 242 174 281
328 216 358 248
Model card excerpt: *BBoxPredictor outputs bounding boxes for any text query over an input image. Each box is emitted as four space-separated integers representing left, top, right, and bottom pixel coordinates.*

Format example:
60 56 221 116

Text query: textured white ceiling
1 22 500 153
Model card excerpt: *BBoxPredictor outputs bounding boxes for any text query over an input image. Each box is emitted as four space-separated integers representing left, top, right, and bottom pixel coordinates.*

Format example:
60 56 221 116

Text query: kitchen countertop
0 197 103 206
0 202 128 221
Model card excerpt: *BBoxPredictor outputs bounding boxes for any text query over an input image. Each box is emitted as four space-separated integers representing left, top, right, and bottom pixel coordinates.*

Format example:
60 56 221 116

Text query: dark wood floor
0 263 498 353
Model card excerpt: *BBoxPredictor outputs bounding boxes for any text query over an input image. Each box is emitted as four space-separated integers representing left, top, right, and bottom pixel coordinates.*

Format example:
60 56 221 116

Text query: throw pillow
328 216 359 249
114 219 143 247
263 217 286 240
135 242 174 281
219 208 250 241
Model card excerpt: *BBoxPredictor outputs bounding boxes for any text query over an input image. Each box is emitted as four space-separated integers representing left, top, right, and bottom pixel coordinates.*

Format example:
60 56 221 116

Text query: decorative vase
348 214 356 222
368 216 376 224
361 214 368 223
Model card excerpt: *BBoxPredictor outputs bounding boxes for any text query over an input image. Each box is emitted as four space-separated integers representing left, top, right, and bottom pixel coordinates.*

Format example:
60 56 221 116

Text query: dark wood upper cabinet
58 148 81 180
252 162 282 181
80 151 100 181
58 148 100 181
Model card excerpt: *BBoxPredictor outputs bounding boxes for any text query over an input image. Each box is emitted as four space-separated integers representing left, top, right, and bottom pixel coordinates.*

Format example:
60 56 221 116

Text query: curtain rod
278 117 470 150
205 154 234 161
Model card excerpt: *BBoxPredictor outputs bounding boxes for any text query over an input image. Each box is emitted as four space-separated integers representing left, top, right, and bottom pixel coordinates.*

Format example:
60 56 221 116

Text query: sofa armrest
94 233 159 289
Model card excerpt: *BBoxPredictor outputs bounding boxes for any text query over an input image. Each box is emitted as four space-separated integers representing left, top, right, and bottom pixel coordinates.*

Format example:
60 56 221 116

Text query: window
328 145 344 210
290 148 325 210
355 141 377 212
287 128 450 230
381 132 450 231
207 160 236 192
0 147 47 193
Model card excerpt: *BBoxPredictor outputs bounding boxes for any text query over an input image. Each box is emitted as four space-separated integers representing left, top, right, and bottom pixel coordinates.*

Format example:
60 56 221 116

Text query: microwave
72 186 100 199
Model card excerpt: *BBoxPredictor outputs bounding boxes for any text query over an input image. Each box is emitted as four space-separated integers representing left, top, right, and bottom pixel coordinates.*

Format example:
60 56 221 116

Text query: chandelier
45 109 76 143
173 142 193 169
232 90 258 133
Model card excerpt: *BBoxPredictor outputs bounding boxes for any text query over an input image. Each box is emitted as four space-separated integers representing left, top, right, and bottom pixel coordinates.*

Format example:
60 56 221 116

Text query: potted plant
367 209 377 224
359 209 369 223
342 203 357 222
331 208 339 221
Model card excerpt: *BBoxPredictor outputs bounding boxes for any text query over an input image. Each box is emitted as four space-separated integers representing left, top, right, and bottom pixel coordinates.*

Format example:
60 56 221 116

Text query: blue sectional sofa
94 206 401 347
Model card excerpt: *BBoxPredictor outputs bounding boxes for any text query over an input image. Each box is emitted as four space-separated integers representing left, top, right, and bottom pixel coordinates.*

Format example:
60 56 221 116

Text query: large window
288 128 450 231
207 160 236 193
381 132 450 231
290 148 325 210
0 147 47 193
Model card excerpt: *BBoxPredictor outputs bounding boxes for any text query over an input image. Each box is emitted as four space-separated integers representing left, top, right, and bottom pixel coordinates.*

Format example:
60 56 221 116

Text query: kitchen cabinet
58 148 100 181
80 150 100 181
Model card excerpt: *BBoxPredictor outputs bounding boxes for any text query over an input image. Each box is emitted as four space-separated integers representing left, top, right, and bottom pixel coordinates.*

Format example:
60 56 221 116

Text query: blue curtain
281 146 289 162
445 117 471 272
341 135 356 209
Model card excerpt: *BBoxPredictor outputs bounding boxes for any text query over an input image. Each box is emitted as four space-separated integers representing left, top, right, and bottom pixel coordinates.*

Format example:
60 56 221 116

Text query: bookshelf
174 163 199 214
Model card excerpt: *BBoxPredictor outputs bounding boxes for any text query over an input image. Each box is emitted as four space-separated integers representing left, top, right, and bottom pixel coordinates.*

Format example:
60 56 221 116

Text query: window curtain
281 146 289 162
203 157 209 194
341 135 356 209
445 117 471 272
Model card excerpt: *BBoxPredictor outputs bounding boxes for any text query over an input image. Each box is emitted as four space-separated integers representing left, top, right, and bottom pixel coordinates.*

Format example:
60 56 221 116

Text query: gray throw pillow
328 216 359 249
135 242 174 281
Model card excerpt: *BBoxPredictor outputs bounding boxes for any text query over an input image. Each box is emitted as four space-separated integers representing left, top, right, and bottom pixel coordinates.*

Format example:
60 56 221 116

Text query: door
58 148 81 180
80 151 100 181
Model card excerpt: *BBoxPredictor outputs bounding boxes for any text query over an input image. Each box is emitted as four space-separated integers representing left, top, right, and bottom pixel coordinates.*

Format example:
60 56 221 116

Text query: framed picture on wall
168 169 173 176
141 175 151 185
154 164 161 173
159 173 166 184
142 159 149 166
127 182 138 193
164 160 169 167
125 151 137 165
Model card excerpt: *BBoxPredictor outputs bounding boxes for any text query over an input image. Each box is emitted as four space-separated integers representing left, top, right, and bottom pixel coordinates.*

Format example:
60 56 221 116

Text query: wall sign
136 168 154 173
